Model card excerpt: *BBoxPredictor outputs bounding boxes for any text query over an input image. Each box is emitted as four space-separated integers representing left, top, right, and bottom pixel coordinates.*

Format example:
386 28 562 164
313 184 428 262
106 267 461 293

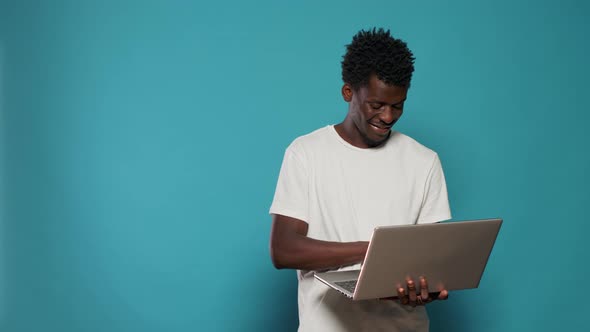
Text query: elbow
269 216 308 270
270 251 286 270
270 243 288 269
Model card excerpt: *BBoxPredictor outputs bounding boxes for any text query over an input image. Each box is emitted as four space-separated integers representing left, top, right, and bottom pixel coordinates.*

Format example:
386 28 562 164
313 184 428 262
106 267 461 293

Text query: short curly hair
341 28 415 89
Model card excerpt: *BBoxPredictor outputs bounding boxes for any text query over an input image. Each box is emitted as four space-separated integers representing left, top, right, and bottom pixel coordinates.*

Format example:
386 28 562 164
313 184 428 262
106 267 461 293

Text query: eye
369 103 383 110
393 103 404 110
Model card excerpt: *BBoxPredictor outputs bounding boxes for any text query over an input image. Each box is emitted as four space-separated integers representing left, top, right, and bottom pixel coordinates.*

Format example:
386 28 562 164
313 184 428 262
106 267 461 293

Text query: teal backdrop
1 0 589 331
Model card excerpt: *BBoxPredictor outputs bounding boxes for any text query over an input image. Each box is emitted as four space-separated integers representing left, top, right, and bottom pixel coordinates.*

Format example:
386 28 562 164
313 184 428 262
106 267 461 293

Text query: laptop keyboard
335 280 357 293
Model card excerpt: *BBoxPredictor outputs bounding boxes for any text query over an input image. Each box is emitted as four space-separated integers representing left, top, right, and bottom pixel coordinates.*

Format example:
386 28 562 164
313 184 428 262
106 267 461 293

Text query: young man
269 28 451 332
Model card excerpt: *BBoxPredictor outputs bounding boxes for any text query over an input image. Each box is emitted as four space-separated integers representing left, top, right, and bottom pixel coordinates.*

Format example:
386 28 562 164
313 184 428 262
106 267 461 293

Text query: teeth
371 123 388 130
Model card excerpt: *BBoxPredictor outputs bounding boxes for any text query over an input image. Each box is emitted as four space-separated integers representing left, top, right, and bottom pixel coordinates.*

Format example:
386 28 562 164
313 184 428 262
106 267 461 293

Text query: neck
334 119 388 149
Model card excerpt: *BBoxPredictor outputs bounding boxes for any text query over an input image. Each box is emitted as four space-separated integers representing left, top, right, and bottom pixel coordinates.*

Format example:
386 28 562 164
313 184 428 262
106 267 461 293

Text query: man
269 28 451 332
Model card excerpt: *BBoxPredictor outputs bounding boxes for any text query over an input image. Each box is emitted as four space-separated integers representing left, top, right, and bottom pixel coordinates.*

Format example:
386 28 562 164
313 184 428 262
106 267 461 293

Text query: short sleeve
416 154 452 224
269 144 309 222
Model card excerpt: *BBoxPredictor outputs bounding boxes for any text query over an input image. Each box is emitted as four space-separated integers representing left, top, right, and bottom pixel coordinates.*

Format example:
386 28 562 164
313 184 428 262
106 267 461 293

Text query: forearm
270 214 369 270
271 230 369 271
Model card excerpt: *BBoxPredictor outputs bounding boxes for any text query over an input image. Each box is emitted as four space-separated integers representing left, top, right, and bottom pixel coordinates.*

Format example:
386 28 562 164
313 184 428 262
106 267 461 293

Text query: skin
334 75 407 148
270 74 448 306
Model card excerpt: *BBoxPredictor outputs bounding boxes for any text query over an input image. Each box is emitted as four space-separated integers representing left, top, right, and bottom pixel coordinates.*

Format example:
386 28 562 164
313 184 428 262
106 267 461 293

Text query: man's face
342 75 408 148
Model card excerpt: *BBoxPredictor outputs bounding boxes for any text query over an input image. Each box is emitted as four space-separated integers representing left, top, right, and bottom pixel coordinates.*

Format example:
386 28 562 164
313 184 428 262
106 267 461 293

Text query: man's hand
397 276 448 307
381 276 448 306
270 214 369 271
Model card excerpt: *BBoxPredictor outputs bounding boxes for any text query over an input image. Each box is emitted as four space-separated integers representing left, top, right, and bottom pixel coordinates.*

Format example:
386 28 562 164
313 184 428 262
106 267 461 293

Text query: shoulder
388 131 439 163
291 125 333 146
286 126 334 155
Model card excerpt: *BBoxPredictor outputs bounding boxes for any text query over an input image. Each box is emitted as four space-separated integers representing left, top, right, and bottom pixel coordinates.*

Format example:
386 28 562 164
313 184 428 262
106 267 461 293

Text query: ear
341 83 354 102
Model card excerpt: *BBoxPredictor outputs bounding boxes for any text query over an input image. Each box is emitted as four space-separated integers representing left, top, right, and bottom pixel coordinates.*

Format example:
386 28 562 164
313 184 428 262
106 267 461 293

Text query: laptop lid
315 218 502 300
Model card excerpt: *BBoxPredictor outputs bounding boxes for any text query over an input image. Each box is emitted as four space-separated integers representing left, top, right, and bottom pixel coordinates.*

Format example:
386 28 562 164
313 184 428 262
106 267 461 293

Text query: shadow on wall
428 293 472 332
256 271 299 331
0 41 6 327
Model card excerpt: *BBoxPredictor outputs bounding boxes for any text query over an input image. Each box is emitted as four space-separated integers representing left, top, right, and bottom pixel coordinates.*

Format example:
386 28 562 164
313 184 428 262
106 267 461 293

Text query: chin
365 137 387 147
364 133 389 147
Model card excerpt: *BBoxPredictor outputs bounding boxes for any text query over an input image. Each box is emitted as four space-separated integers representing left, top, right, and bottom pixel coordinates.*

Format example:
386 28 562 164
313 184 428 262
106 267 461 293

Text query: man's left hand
396 276 448 307
379 276 449 306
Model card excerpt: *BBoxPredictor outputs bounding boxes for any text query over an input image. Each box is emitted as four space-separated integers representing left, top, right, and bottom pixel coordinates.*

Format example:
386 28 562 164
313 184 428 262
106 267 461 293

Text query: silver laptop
314 218 502 300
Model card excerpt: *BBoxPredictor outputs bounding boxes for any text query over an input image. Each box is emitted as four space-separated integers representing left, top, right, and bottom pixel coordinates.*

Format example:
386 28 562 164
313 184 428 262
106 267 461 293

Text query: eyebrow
367 98 406 106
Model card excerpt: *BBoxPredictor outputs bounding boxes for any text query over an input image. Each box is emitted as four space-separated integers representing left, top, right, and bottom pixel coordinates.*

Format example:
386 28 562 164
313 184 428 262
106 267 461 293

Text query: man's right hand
270 214 369 271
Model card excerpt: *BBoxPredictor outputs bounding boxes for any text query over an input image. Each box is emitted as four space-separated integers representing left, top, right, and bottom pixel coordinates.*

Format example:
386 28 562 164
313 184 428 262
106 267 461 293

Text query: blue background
1 0 589 331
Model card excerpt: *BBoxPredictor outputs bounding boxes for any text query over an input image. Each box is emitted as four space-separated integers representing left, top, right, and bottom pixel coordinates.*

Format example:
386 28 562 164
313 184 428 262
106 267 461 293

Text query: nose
378 106 402 124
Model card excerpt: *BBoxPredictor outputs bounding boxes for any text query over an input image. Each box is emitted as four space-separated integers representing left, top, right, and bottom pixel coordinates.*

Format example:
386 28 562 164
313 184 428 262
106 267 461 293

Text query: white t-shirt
270 125 451 332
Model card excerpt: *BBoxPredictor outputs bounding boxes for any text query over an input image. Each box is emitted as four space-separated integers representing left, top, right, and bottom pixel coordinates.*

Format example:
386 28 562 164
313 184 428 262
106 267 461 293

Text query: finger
438 289 449 301
397 287 404 299
398 288 409 305
416 295 424 306
419 276 429 301
407 280 417 307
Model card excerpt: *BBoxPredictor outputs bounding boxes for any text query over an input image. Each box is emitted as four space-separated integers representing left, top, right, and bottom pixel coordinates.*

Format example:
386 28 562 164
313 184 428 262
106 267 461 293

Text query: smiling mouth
369 122 392 134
